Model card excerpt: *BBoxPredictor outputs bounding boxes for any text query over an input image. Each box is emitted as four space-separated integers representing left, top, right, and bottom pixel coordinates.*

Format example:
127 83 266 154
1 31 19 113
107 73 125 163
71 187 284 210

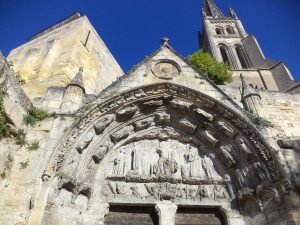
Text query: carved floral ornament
43 83 288 215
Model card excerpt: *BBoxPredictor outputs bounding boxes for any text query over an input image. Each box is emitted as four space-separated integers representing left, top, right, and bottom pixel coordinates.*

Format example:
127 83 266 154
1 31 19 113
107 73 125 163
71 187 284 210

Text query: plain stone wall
0 117 74 225
256 90 300 137
7 15 123 100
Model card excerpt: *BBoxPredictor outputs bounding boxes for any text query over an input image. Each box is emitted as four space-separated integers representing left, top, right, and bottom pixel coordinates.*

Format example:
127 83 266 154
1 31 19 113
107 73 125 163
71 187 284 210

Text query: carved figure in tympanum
181 144 205 179
202 154 222 180
93 114 115 135
112 149 127 176
153 148 178 176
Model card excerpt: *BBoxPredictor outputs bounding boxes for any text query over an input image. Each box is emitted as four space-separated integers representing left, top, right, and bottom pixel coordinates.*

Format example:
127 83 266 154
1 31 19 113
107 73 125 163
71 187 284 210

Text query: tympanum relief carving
44 83 287 219
103 140 231 202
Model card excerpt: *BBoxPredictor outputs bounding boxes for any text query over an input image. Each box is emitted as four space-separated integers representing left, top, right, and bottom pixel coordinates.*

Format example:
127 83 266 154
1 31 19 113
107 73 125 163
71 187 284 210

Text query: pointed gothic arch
218 44 234 68
215 27 224 35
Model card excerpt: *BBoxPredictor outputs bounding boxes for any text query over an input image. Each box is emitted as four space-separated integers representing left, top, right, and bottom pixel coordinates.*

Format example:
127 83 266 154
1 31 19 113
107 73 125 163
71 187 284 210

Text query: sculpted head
156 148 163 157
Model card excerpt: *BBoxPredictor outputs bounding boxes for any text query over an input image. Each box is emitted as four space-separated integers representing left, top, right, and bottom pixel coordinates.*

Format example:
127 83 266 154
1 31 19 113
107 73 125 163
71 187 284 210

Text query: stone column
203 20 222 62
235 20 247 38
155 201 178 225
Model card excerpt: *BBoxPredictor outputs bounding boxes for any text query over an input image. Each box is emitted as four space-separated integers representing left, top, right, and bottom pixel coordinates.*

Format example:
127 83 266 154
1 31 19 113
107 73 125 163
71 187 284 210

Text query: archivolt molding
43 83 287 212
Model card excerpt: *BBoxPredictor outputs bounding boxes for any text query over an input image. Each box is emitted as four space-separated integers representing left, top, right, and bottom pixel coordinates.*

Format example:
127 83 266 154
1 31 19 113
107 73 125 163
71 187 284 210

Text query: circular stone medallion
152 60 180 80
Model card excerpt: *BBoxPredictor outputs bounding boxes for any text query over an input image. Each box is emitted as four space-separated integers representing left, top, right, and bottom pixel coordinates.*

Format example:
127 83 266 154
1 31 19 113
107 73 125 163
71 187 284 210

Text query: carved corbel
133 118 153 131
155 112 171 125
194 108 214 122
142 99 164 108
175 118 197 134
196 130 219 147
170 98 192 111
93 114 115 135
216 121 236 138
116 105 138 121
76 130 95 154
110 126 133 143
92 145 109 163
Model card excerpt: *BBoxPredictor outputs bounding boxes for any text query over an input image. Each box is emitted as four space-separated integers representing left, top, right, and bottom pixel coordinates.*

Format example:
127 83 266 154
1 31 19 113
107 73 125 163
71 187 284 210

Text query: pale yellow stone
7 15 123 100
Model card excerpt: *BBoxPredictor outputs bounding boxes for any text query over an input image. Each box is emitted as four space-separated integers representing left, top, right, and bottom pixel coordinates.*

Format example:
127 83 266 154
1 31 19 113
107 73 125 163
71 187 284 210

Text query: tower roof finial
161 37 170 46
202 0 224 18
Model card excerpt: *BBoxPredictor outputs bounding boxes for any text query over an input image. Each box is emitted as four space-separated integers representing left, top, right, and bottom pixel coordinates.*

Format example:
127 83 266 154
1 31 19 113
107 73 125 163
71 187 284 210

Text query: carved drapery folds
44 83 287 217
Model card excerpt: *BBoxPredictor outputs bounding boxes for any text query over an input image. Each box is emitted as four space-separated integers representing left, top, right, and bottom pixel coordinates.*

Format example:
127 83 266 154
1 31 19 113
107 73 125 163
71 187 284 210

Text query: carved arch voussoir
44 83 286 193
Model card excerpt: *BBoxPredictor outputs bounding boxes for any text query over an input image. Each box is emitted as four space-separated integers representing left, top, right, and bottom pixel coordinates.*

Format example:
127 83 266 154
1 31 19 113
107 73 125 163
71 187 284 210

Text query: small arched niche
226 27 235 35
218 44 233 68
215 27 224 35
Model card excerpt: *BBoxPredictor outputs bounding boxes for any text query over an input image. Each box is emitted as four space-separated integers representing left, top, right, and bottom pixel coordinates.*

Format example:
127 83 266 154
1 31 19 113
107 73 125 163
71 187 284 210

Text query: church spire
202 0 224 18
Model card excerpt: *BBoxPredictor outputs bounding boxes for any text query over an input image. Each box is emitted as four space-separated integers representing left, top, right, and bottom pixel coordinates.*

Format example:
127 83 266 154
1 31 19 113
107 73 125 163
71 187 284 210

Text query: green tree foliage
188 50 233 85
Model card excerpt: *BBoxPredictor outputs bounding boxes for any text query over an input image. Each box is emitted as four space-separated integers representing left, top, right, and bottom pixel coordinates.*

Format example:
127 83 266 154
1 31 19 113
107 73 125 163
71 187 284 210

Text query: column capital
155 201 178 225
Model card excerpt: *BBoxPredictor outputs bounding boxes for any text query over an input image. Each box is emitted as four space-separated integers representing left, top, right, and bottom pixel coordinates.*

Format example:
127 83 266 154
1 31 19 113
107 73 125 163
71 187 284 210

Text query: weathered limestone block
7 15 123 100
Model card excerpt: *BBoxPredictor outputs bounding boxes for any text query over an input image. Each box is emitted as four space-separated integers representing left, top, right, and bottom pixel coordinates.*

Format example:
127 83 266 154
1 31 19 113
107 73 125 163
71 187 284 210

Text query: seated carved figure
153 148 178 176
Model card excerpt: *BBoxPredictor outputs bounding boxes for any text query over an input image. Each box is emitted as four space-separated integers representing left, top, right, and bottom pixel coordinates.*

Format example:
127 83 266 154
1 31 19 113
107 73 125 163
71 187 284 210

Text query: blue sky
0 0 299 81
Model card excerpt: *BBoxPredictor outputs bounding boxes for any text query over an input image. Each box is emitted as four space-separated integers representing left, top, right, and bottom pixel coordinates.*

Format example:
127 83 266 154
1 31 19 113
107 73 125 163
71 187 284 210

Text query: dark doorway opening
105 205 158 225
176 207 226 225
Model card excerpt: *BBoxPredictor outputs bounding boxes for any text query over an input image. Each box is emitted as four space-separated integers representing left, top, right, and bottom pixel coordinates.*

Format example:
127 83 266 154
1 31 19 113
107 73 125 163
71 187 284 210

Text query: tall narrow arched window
219 45 232 68
226 27 235 35
235 45 249 69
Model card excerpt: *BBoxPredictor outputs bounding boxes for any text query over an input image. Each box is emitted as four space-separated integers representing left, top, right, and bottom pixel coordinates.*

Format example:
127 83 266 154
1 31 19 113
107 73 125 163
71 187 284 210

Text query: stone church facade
0 1 299 225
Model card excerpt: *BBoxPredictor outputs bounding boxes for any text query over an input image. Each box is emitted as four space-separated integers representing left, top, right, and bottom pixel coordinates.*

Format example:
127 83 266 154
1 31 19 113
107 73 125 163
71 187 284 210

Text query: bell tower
200 0 250 70
199 0 300 93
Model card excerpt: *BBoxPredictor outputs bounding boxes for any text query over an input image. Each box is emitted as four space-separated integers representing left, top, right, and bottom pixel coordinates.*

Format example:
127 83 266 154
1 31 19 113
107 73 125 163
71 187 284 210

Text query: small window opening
215 27 222 35
226 27 235 34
